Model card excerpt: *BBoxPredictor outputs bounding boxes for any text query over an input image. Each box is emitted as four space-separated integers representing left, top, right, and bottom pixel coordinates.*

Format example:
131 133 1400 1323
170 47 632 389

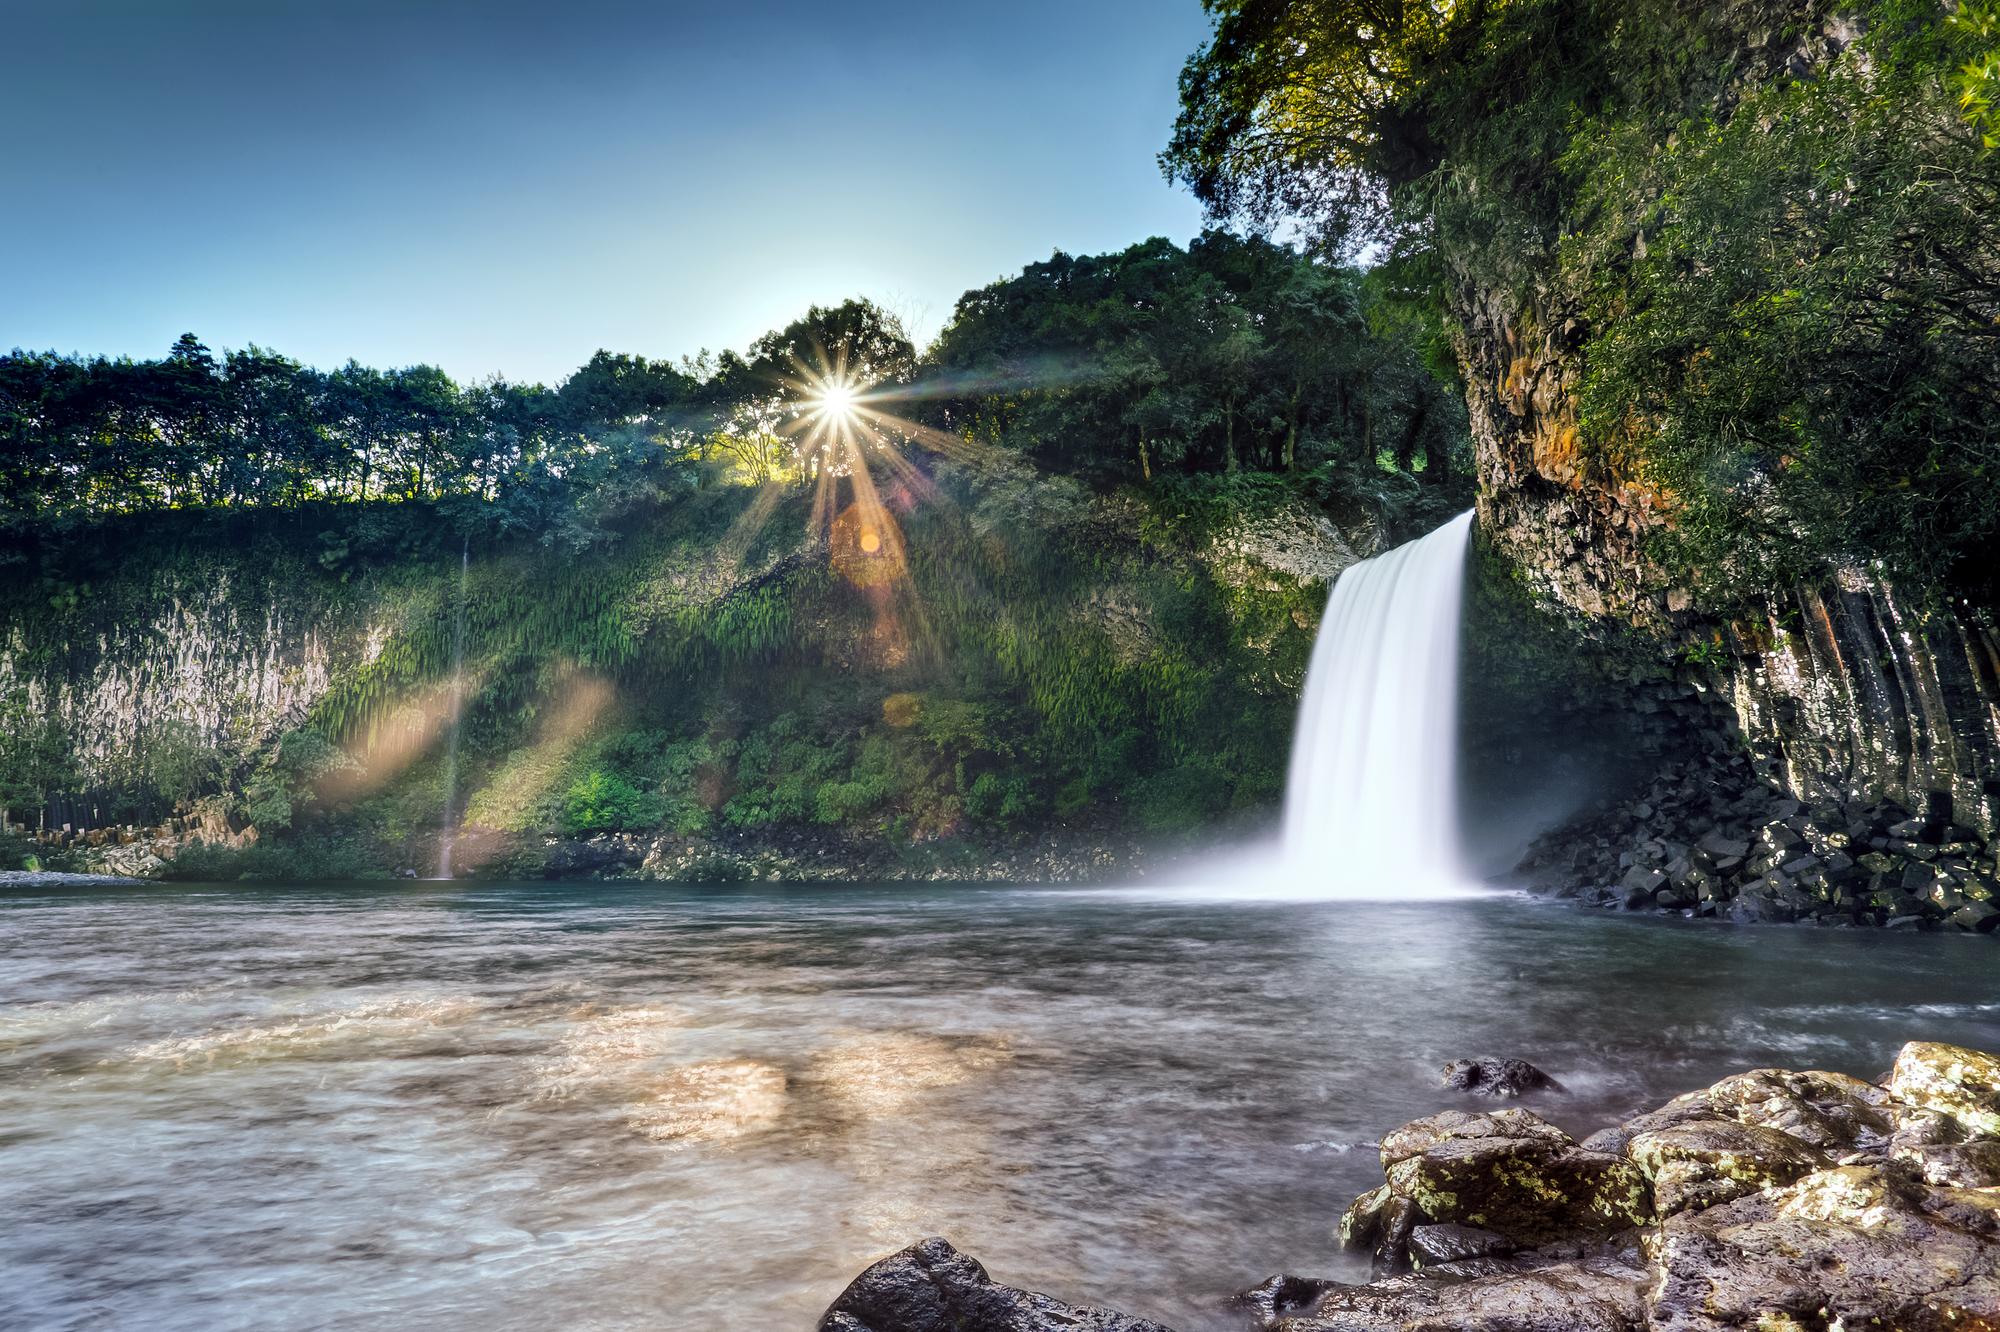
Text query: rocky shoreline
819 1040 2000 1331
8 815 1180 885
1516 743 2000 934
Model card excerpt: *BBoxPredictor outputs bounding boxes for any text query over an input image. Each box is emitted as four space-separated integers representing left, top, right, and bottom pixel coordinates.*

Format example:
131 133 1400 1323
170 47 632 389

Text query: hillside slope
0 456 1384 879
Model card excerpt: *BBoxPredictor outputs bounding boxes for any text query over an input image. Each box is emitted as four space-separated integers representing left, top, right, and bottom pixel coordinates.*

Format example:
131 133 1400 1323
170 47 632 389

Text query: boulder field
819 1040 2000 1332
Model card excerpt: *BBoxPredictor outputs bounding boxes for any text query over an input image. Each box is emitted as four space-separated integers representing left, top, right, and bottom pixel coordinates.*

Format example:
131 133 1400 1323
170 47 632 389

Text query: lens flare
814 379 859 422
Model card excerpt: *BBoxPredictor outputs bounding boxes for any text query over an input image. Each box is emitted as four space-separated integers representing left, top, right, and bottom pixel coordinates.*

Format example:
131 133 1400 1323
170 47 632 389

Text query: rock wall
1460 277 2000 860
1 570 375 785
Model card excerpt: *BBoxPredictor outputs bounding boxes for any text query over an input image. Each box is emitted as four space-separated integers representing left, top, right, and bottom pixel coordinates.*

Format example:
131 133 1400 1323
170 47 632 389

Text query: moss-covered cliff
0 457 1381 878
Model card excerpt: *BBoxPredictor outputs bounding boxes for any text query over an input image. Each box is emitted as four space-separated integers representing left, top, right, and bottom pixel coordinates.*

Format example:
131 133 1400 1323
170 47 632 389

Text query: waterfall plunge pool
3 881 1995 1330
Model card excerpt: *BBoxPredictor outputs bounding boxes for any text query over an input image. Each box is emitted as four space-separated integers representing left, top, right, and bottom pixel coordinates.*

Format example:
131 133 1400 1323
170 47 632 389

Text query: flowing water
4 881 1996 1331
1283 510 1474 895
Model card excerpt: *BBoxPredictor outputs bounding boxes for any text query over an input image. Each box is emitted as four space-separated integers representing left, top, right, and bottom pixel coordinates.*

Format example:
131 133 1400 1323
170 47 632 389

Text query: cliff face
1461 279 2000 844
1456 264 2000 912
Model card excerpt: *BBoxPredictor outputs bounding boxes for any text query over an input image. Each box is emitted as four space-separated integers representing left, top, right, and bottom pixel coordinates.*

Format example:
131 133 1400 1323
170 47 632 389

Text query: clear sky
2 0 1214 384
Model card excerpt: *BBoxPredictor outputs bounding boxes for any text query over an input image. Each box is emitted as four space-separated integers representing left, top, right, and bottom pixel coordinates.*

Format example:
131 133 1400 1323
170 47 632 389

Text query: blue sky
1 1 1214 383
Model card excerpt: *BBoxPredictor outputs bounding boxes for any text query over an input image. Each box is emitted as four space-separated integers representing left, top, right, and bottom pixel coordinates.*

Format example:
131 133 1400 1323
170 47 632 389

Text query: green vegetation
1167 0 1999 604
0 235 1461 869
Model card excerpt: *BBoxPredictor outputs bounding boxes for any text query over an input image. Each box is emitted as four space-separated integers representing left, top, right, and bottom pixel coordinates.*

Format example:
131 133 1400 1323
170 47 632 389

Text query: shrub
560 769 659 835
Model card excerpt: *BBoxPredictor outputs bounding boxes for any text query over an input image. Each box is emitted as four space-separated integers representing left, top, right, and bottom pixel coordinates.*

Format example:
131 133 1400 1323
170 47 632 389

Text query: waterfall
434 538 469 880
1280 509 1476 896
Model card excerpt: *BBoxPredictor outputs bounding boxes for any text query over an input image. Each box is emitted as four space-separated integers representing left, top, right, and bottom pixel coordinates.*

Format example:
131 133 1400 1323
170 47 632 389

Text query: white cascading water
1279 509 1476 896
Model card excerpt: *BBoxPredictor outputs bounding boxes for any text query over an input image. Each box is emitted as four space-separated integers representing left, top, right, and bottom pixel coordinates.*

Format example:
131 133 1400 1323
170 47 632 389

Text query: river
3 882 1995 1330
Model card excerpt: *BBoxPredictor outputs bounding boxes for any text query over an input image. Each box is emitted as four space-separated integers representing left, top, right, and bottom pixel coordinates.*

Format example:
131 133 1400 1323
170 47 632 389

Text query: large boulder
1891 1042 2000 1138
1645 1166 2000 1332
1378 1109 1653 1246
818 1238 1177 1332
1625 1120 1828 1217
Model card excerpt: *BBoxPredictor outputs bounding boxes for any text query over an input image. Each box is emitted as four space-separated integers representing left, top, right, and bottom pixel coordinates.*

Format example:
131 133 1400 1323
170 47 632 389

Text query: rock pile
1522 750 2000 932
1280 1040 2000 1331
820 1041 2000 1332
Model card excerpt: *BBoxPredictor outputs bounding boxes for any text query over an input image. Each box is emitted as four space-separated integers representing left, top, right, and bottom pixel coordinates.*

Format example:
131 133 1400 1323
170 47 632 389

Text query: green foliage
240 728 356 830
923 231 1466 486
1172 0 2000 603
1564 3 2000 598
141 719 221 810
156 836 387 882
0 686 75 818
560 769 661 835
1130 762 1234 834
1956 1 2000 147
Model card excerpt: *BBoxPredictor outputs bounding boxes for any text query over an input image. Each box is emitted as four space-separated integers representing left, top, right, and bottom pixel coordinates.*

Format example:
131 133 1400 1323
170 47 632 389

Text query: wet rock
1581 1091 1715 1157
1372 1195 1424 1274
1407 1223 1516 1269
1275 1259 1650 1332
1895 1140 2000 1188
1645 1167 2000 1332
1235 1273 1341 1329
1441 1058 1565 1098
1337 1185 1395 1251
1703 1068 1891 1152
817 1237 1177 1332
1891 1042 2000 1137
1626 1120 1828 1216
1379 1110 1653 1245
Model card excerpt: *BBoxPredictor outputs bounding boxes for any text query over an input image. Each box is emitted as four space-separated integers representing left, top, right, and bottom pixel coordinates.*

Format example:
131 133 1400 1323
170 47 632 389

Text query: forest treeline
0 230 1463 547
1165 0 2000 599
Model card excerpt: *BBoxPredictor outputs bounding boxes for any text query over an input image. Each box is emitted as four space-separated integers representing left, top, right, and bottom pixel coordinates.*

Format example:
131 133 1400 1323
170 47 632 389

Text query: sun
814 379 859 421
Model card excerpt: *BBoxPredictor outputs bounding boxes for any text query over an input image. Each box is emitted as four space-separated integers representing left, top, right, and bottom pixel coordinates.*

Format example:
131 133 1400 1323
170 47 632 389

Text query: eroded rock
817 1237 1178 1332
1379 1109 1653 1246
1645 1167 2000 1332
1626 1120 1827 1216
1891 1041 2000 1137
1442 1058 1565 1098
1275 1258 1650 1332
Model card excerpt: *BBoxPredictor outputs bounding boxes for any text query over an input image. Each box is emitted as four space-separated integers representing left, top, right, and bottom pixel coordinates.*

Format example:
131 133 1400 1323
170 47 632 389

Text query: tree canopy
1167 0 2000 598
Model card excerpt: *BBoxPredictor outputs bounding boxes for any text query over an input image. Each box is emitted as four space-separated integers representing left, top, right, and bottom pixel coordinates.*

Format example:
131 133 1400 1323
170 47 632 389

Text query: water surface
3 883 1995 1331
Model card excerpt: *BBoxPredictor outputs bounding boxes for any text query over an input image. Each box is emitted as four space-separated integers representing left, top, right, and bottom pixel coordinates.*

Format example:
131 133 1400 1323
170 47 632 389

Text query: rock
1380 1110 1653 1245
1626 1120 1828 1216
1373 1194 1424 1274
1894 1140 2000 1188
1645 1167 2000 1332
1620 866 1667 902
1407 1223 1516 1269
1952 901 2000 933
1235 1274 1340 1330
1338 1184 1396 1251
1703 1068 1891 1153
1273 1259 1650 1332
1891 1041 2000 1137
1441 1058 1565 1098
817 1238 1176 1332
1581 1091 1717 1157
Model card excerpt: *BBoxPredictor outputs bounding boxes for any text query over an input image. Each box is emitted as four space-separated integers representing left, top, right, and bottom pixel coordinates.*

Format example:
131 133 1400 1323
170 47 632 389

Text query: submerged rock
1441 1057 1565 1098
817 1237 1177 1332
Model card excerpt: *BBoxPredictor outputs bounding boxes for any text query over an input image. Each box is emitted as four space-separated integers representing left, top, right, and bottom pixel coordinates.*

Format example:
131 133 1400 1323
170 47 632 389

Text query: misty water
4 883 1997 1331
